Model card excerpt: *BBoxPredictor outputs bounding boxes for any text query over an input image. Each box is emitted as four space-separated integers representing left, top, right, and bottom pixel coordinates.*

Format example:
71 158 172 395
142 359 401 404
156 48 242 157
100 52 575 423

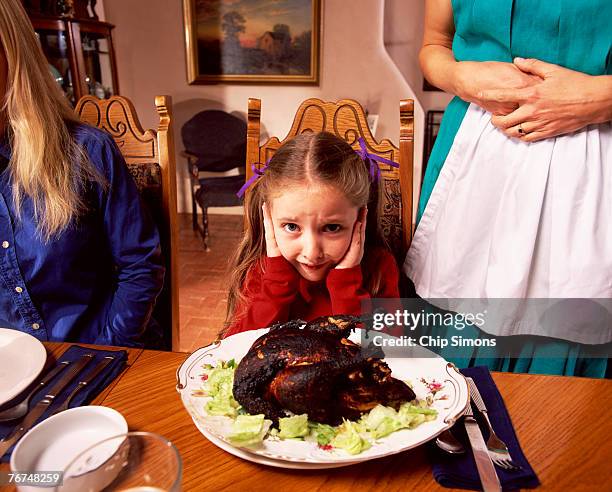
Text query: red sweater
224 248 400 337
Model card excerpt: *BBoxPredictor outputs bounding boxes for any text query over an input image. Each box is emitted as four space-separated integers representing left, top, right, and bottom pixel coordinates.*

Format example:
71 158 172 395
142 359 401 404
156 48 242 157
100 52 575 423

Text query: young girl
223 132 400 337
0 0 164 346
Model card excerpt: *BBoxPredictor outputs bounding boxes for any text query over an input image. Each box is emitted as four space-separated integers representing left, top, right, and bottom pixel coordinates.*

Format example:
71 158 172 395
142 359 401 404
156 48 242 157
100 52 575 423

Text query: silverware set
50 355 115 417
0 353 115 459
467 377 520 471
436 377 522 492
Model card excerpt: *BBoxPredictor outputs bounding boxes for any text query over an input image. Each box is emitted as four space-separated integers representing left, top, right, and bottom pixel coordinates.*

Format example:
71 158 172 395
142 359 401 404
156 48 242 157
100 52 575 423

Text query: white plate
196 421 352 470
177 328 469 468
10 406 128 492
0 328 47 406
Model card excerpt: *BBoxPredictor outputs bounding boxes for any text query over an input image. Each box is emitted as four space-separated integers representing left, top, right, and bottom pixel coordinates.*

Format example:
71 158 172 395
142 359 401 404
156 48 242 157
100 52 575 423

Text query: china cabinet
23 1 119 105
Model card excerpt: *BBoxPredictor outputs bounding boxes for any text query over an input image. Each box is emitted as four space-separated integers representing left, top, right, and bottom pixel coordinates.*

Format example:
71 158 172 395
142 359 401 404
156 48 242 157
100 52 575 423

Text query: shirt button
32 323 40 330
1 241 8 248
15 286 23 293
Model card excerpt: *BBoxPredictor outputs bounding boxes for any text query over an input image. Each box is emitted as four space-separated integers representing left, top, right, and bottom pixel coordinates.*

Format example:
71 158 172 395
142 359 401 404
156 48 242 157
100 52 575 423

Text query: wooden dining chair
75 95 180 351
246 97 415 262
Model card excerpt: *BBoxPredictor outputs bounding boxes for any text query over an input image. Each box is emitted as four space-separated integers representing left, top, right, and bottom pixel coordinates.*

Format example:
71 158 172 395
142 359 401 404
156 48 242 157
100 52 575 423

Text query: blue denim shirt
0 124 164 346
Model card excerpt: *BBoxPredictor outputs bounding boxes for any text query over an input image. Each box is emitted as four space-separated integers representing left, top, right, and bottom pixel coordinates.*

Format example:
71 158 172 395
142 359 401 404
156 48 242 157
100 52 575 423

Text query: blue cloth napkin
0 345 127 462
429 366 540 491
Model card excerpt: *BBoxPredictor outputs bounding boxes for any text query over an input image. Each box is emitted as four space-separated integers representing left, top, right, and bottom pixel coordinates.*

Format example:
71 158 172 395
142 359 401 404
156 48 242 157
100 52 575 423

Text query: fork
466 378 522 471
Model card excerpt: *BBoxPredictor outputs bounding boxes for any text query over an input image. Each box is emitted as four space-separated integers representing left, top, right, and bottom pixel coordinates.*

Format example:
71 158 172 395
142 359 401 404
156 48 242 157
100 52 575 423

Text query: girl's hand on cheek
335 207 367 270
262 203 282 257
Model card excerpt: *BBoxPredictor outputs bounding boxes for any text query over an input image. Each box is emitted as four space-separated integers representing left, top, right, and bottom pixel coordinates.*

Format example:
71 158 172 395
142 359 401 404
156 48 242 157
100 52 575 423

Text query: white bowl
10 406 128 492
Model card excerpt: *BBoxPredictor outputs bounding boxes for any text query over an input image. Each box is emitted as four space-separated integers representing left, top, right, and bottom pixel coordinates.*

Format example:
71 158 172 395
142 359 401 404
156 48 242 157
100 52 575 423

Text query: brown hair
223 132 389 333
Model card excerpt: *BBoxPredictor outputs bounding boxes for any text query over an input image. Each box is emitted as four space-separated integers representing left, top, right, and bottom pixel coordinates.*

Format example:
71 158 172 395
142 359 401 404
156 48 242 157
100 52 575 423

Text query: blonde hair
223 132 388 333
0 0 100 240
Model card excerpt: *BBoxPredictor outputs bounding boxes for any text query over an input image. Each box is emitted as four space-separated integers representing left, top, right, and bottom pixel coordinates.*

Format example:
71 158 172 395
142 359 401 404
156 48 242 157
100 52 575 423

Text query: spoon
0 361 70 422
436 428 466 454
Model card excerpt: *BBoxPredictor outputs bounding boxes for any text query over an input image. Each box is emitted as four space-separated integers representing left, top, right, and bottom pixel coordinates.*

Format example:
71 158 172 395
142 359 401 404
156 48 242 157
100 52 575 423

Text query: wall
95 0 106 21
382 0 453 198
383 0 453 115
103 0 426 214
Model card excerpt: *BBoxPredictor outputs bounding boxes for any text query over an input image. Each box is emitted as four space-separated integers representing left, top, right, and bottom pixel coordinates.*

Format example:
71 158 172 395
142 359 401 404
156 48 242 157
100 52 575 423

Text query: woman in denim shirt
0 0 164 346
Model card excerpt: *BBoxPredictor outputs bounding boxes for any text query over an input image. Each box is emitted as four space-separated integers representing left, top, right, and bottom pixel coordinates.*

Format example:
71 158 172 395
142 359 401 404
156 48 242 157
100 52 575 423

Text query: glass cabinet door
79 28 116 99
30 15 118 106
35 28 76 105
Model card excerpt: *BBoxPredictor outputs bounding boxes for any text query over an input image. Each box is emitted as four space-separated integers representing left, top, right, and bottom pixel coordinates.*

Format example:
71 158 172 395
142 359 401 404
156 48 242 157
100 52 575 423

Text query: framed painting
183 0 321 84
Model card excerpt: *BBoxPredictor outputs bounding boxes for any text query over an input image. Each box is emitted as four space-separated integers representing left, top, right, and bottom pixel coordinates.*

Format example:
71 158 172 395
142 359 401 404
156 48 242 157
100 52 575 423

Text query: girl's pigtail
361 176 388 297
222 180 266 336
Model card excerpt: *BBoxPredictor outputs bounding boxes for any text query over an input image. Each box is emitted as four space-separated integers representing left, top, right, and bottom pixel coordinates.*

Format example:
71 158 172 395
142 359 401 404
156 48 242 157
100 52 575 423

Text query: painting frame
183 0 321 84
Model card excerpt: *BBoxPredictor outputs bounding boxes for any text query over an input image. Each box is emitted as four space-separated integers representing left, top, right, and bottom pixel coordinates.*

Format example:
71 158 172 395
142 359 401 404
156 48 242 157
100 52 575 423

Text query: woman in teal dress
403 0 612 377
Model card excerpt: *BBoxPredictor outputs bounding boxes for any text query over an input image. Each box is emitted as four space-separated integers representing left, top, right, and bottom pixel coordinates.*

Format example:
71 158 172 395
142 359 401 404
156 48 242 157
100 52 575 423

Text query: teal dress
413 0 612 377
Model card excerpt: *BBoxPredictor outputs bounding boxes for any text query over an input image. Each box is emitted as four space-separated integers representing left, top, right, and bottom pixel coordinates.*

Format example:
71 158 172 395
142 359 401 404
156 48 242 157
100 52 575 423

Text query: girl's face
269 183 360 282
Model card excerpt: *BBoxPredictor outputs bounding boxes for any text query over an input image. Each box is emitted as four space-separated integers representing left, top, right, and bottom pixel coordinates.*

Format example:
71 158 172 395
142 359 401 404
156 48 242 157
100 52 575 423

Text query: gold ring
518 123 525 135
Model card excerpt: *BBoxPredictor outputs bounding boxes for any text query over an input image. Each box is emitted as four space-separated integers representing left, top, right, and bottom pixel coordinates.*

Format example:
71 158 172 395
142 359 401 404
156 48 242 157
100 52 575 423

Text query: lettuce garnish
200 361 438 454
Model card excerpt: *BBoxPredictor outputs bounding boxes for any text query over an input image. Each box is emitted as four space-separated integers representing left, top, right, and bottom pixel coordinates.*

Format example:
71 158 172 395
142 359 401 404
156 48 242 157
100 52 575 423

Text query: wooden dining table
2 342 611 491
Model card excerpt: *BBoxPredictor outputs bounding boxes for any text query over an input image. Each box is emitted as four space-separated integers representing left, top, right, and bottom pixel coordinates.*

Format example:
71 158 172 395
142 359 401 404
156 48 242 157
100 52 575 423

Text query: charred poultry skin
232 315 416 425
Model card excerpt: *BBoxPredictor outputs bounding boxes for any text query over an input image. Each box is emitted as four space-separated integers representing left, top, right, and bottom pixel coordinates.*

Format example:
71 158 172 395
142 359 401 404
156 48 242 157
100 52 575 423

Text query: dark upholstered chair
181 110 246 250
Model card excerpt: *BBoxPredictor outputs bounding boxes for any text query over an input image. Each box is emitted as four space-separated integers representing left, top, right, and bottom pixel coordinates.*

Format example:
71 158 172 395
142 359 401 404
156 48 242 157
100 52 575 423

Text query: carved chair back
75 95 179 350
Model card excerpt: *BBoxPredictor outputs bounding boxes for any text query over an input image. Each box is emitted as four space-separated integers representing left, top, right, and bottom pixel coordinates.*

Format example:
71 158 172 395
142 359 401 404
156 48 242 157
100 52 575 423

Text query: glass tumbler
58 431 182 492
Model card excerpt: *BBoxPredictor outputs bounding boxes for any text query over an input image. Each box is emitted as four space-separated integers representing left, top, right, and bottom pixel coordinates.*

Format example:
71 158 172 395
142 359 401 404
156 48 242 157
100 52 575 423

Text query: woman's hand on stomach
453 60 540 115
484 58 612 142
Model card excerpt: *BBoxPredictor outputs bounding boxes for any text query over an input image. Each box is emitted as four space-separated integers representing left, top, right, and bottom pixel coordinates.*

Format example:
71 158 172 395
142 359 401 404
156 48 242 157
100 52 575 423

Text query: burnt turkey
232 315 415 425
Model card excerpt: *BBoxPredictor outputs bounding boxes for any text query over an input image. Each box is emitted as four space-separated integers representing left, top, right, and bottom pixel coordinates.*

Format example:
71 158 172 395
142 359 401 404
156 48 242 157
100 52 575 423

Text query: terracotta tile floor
178 213 243 353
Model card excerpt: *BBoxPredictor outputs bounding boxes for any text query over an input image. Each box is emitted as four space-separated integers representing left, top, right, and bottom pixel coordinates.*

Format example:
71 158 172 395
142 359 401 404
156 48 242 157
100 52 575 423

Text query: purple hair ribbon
356 137 399 181
237 162 269 198
237 138 399 197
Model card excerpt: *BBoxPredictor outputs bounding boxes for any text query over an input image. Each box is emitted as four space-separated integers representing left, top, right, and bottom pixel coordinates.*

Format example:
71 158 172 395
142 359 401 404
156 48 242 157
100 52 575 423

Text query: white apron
404 104 612 344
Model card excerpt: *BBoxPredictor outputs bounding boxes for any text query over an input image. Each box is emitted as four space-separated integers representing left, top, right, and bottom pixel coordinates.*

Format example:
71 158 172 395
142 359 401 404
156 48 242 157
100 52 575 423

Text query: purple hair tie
237 139 399 197
237 162 269 198
356 137 399 181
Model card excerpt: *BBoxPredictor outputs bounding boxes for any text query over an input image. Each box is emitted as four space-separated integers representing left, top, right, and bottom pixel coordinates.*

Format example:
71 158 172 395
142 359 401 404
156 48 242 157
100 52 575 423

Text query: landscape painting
184 0 320 83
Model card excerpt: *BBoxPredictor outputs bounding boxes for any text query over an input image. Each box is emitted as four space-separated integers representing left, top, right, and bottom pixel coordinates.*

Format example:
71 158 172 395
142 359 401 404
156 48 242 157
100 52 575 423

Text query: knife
464 401 502 492
50 355 115 416
0 354 94 458
467 377 498 436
